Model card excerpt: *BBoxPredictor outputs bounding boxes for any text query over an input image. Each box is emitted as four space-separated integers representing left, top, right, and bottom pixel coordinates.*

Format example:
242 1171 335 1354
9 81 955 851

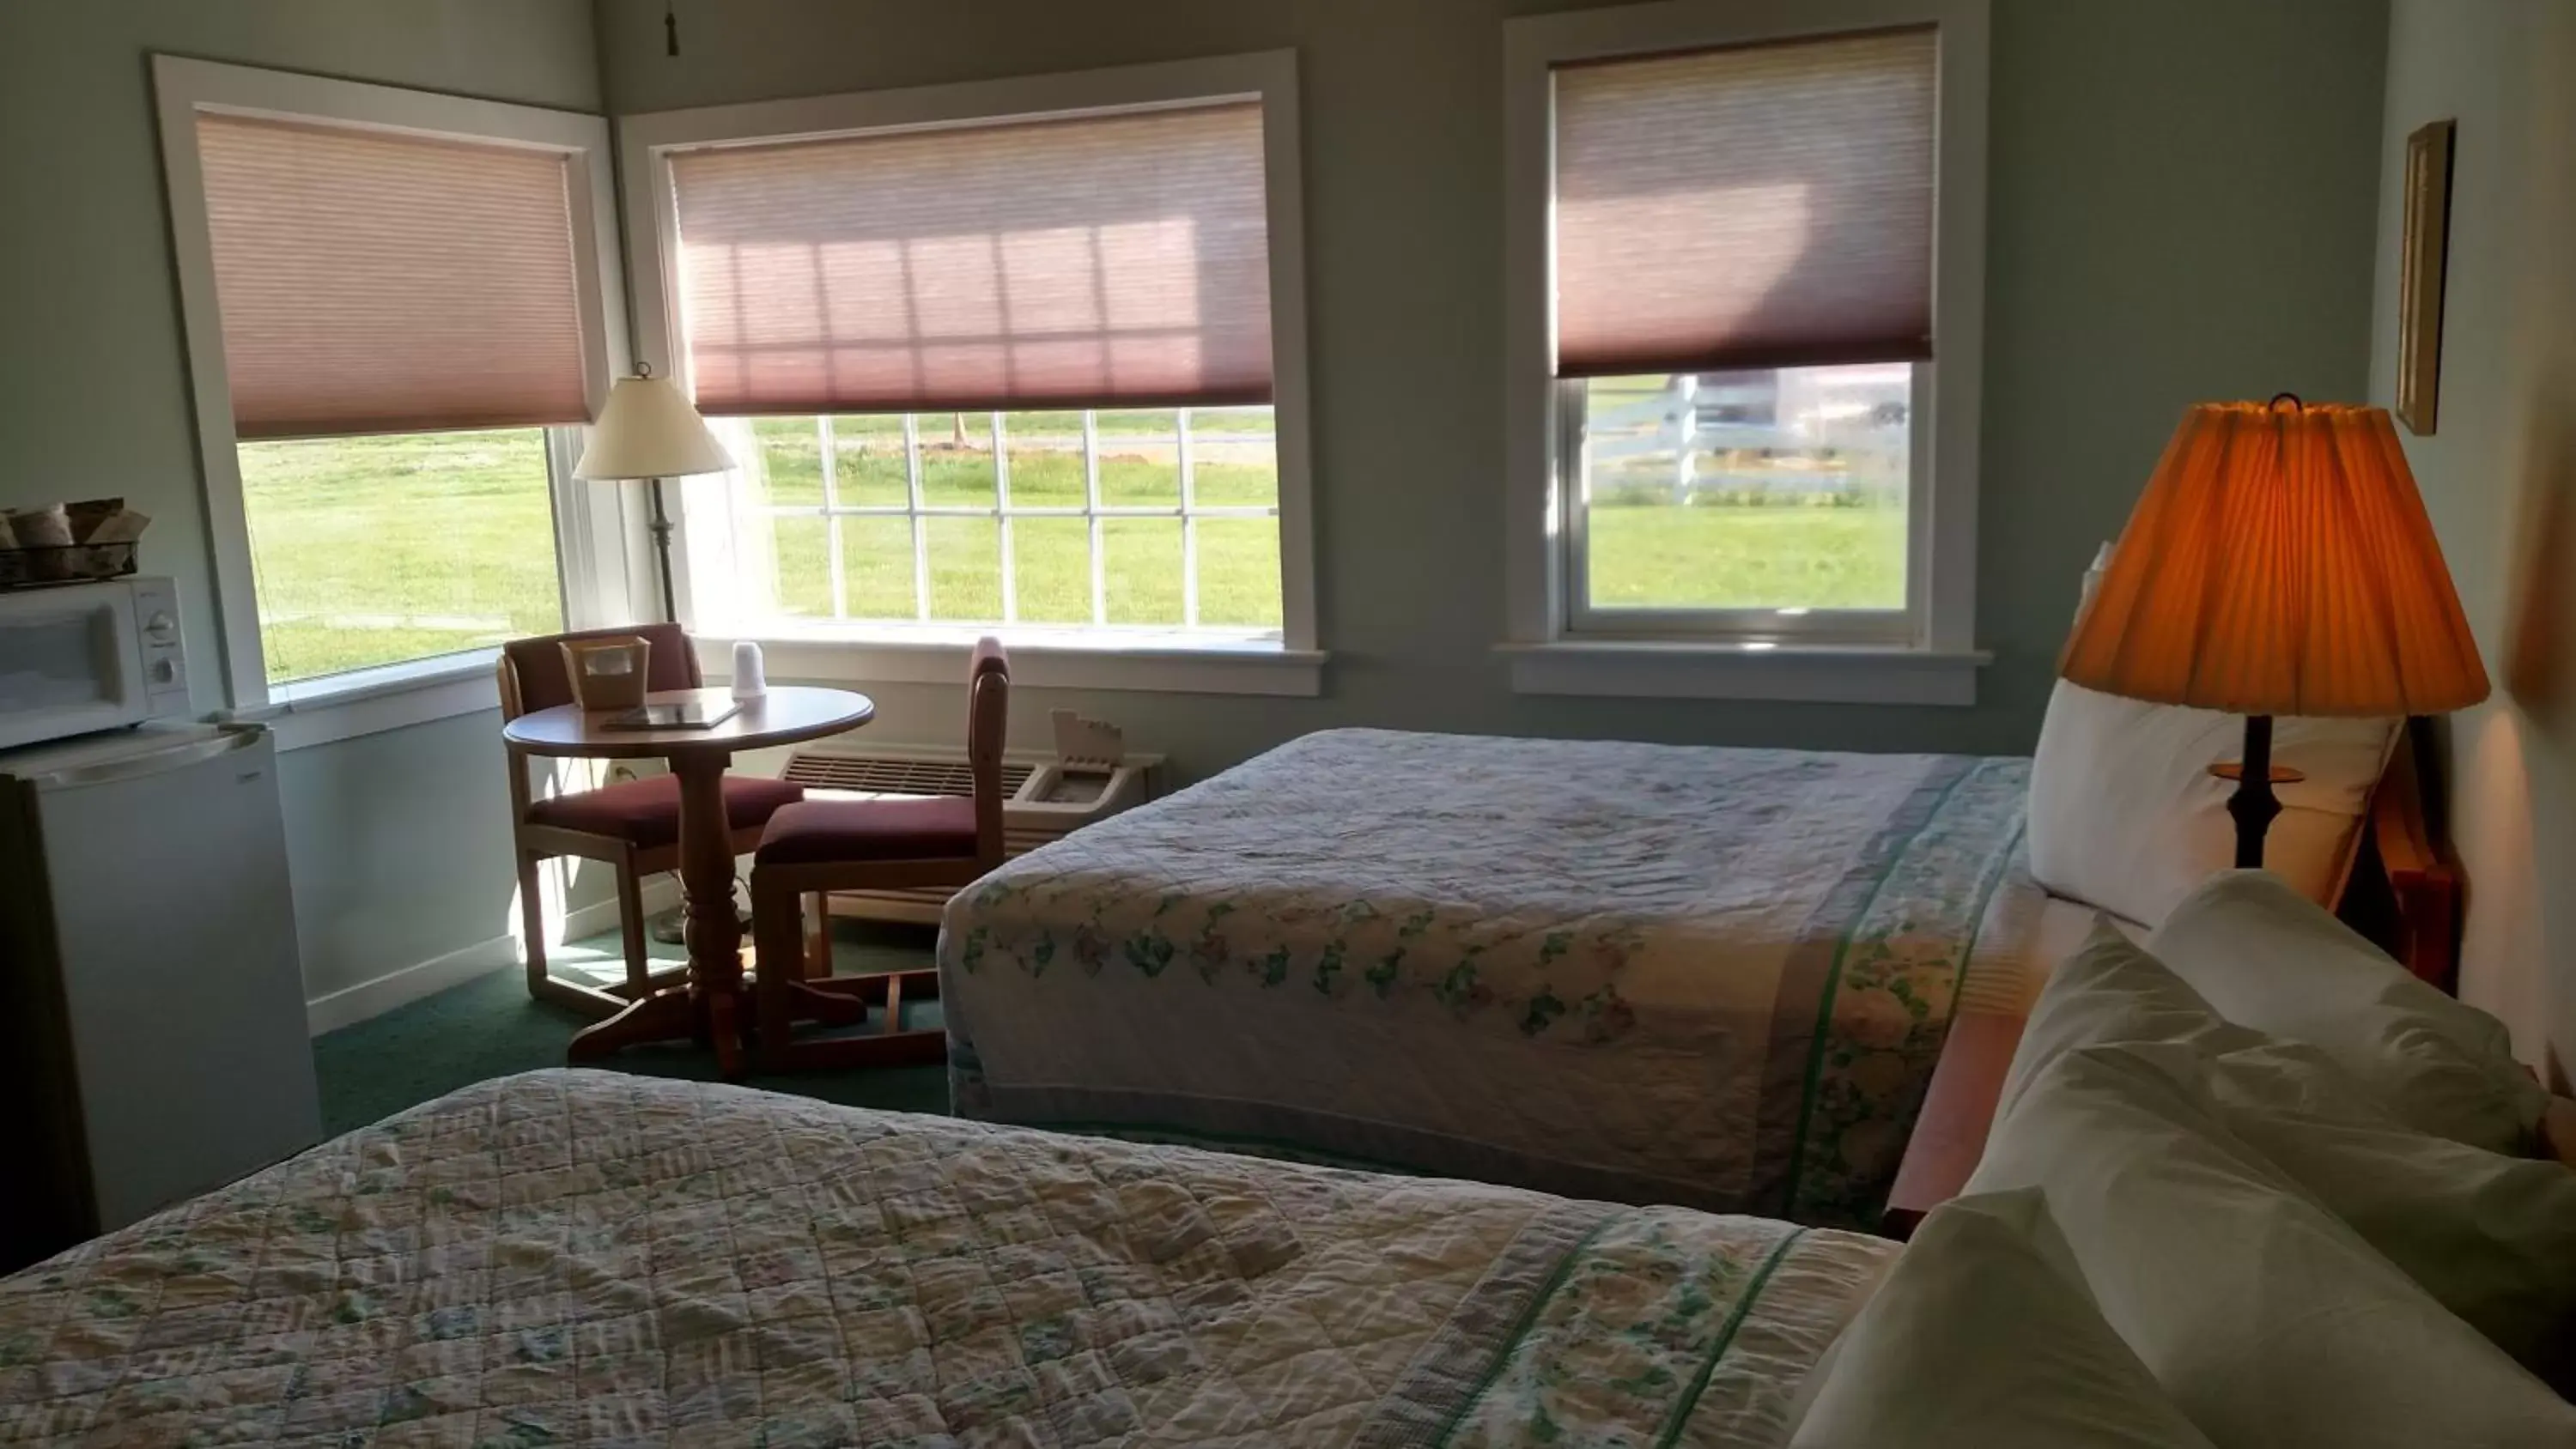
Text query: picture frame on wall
2397 118 2455 436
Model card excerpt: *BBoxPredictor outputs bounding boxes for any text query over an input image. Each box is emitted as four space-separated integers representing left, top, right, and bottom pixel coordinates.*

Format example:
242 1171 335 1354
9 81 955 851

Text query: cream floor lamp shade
573 371 733 482
574 368 735 621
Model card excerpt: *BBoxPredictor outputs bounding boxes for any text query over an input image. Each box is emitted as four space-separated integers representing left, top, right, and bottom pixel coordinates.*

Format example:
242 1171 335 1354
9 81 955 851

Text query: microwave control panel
130 577 191 715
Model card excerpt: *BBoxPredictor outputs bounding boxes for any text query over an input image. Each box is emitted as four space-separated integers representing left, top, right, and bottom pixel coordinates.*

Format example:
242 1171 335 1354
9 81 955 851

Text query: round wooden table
502 686 874 1074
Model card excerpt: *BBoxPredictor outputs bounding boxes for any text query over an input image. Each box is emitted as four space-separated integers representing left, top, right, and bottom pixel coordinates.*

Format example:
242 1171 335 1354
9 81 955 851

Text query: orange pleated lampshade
2060 400 2488 717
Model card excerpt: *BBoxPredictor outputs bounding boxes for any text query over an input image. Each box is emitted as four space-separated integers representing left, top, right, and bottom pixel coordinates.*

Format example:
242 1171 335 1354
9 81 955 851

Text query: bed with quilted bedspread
941 729 2050 1228
0 1070 1892 1446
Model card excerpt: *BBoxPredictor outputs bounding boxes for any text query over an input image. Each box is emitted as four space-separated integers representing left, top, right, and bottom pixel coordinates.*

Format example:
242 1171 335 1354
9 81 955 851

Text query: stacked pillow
2148 870 2552 1153
1789 873 2576 1445
2025 679 2395 926
1789 1188 2215 1448
2116 1035 2576 1383
1969 1042 2573 1446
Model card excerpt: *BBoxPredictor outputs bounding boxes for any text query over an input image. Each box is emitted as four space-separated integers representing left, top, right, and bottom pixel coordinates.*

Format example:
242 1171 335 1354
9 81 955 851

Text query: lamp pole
646 477 679 624
2227 714 2281 868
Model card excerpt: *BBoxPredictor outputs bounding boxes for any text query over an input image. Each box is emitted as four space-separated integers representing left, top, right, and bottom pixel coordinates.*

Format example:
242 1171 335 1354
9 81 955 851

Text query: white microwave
0 577 195 752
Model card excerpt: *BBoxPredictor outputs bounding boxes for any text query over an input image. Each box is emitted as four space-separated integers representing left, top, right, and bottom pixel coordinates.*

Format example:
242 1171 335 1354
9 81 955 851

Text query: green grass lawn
740 415 1283 628
238 421 1904 682
236 428 565 683
1586 505 1906 611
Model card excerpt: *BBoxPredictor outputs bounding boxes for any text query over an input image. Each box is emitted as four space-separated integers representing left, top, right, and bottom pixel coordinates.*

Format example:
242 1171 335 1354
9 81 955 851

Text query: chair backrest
498 621 701 720
967 637 1011 868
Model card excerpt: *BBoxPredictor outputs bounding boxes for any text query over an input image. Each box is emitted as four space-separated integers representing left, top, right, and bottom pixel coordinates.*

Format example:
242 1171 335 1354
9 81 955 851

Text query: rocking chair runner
747 639 1009 1072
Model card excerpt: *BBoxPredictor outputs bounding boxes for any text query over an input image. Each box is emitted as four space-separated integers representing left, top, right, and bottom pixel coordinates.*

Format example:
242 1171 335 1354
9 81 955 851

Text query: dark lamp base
2222 714 2283 869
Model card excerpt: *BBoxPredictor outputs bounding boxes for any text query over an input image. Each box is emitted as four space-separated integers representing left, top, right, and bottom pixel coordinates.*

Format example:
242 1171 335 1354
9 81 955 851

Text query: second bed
939 728 2074 1228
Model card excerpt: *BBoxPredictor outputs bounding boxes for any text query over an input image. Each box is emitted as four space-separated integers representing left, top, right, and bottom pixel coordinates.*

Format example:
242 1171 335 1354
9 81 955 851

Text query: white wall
2369 0 2576 1085
0 1 602 1006
600 0 2391 775
0 0 2400 1028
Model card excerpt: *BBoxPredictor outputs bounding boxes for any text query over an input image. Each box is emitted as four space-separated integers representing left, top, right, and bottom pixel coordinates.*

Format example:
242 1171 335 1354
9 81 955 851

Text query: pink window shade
1553 27 1937 379
195 113 590 439
669 101 1274 417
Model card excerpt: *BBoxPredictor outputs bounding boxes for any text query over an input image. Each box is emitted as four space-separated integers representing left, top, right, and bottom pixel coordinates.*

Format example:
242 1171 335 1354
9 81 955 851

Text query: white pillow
1969 1046 2576 1448
1998 925 2576 1380
2151 870 2549 1153
2026 678 2394 926
1997 918 2263 1120
1789 1187 2215 1448
2117 1037 2576 1388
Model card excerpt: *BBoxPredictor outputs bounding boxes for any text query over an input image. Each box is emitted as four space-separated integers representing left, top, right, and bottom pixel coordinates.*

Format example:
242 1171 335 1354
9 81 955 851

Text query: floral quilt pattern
944 731 2028 1227
0 1072 1890 1447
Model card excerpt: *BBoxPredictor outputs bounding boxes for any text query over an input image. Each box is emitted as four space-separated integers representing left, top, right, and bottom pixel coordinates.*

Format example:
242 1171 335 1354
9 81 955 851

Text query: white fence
1586 373 1907 504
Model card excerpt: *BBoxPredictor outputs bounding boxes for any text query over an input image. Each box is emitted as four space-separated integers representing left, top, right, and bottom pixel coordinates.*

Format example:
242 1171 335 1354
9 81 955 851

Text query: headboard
1883 724 2467 1239
2335 718 2461 992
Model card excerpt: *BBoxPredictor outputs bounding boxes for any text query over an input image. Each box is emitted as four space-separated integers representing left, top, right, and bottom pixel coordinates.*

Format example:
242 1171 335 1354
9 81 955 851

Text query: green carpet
311 918 951 1136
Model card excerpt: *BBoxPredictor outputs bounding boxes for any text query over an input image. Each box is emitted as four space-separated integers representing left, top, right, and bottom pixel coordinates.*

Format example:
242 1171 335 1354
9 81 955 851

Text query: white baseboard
304 877 683 1036
305 932 515 1037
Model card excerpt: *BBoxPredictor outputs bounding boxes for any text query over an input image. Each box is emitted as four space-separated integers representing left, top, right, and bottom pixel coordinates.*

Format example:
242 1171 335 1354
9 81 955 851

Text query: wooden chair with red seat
747 638 1009 1072
498 622 804 1018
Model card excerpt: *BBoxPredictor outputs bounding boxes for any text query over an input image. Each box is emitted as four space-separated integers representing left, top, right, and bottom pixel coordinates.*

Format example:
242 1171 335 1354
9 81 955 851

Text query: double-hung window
1504 1 1990 705
155 58 627 729
623 52 1318 695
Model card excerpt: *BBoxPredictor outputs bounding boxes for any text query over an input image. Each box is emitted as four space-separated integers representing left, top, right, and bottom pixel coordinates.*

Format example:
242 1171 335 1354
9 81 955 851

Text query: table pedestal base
566 983 707 1059
564 755 750 1076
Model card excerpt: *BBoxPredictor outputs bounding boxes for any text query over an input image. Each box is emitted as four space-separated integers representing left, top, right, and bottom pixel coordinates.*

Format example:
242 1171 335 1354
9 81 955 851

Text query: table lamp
574 364 734 622
2059 397 2488 868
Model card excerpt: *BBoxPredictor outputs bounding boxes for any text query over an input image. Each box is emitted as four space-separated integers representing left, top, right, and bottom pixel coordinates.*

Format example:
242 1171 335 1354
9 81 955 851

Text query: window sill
220 650 501 751
696 625 1327 697
1498 640 1990 706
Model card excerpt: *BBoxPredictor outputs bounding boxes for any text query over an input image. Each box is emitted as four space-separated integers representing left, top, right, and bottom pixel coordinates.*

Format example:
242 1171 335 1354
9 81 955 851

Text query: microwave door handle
24 728 263 791
112 591 149 703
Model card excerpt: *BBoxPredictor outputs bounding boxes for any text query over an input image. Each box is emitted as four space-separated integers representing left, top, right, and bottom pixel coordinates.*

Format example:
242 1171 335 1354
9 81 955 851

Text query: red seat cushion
755 795 980 867
526 773 804 850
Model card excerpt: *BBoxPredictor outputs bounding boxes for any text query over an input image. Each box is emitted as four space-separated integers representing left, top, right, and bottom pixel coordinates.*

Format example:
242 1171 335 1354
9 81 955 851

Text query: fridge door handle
26 727 266 790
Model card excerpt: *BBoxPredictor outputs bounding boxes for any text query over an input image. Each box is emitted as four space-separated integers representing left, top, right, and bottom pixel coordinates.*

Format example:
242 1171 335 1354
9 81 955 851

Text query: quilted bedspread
943 730 2030 1226
0 1071 1892 1447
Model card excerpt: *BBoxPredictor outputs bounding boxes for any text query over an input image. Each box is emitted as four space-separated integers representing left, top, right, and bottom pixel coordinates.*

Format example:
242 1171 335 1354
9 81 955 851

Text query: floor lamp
573 367 738 943
573 364 734 623
2059 397 2488 869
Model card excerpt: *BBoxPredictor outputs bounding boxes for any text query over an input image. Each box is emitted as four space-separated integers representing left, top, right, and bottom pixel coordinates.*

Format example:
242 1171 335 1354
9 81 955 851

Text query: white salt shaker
731 640 768 701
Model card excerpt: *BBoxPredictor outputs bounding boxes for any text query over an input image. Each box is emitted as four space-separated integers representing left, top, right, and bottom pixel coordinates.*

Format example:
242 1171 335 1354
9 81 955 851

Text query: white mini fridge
0 722 321 1270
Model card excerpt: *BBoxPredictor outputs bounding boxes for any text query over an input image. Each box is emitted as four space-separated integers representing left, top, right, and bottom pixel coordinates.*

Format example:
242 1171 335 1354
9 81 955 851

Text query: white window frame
154 57 634 746
713 407 1282 629
1498 0 1991 706
619 52 1323 698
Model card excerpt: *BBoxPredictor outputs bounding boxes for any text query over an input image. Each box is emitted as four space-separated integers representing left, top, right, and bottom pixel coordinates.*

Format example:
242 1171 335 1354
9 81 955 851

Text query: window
155 58 627 726
1571 366 1912 625
623 52 1318 694
710 408 1280 633
235 428 562 683
1503 1 1990 704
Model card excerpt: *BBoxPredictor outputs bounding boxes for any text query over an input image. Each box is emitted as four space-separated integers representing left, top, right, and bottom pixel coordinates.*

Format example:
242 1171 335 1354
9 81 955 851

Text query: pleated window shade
1552 27 1937 379
668 101 1273 417
196 113 590 440
195 113 590 440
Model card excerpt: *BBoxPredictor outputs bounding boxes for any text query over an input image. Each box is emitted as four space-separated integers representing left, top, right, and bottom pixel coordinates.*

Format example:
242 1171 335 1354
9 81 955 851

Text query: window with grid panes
649 78 1303 647
714 408 1282 634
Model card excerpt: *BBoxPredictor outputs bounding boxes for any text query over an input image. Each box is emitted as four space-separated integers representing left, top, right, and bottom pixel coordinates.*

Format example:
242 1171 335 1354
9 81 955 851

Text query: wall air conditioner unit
775 712 1161 926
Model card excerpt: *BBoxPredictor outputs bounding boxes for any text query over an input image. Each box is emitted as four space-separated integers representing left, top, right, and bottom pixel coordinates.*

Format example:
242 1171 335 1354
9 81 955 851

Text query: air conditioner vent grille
782 754 1035 798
